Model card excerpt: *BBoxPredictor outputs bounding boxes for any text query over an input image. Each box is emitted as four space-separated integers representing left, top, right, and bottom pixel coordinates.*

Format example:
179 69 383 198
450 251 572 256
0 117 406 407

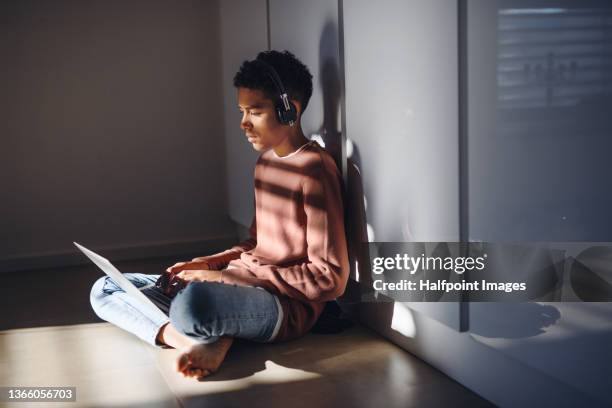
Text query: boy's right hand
156 260 211 297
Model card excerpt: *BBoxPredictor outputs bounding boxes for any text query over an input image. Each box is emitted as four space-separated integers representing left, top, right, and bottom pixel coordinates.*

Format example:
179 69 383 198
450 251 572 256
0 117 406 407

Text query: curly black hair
233 50 313 112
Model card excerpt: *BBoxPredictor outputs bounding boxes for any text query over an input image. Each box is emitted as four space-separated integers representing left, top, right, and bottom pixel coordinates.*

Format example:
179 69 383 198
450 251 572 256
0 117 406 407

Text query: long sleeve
246 159 349 302
252 167 348 302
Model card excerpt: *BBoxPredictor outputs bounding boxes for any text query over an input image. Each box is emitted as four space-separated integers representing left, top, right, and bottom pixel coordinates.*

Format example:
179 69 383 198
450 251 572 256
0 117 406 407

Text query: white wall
342 0 463 330
1 0 235 272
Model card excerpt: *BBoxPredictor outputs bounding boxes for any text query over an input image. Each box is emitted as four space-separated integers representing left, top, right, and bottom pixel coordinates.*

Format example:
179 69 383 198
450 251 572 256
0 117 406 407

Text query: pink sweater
202 141 349 341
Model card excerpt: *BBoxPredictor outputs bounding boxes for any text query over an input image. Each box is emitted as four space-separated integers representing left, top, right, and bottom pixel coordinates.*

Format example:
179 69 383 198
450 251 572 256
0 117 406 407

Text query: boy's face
237 87 287 152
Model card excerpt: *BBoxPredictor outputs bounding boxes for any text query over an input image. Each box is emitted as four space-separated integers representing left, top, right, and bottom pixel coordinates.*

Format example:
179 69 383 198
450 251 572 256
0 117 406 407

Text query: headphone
254 59 298 126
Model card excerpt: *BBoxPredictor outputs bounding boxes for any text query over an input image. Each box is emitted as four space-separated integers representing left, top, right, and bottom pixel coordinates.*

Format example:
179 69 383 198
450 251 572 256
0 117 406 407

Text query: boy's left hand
175 269 223 283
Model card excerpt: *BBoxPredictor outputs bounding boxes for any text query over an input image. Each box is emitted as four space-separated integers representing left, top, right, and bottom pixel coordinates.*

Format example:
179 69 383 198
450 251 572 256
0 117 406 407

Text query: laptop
74 242 168 321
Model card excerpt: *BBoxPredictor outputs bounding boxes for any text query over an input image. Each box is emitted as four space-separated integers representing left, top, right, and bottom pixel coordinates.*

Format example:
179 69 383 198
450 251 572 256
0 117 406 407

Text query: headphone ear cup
277 100 298 125
275 105 286 124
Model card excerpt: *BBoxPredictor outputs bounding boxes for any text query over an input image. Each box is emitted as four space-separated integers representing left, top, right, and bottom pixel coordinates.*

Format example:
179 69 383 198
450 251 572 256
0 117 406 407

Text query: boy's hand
166 260 211 274
156 264 222 297
156 260 213 296
155 272 188 297
175 269 223 283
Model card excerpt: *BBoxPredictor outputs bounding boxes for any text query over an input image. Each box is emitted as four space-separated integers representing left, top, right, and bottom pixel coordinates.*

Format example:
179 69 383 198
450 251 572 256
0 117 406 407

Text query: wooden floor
0 256 493 408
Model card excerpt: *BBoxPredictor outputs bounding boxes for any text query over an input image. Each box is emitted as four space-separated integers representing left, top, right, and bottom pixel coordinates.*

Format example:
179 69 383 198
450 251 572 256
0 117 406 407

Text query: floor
0 256 494 408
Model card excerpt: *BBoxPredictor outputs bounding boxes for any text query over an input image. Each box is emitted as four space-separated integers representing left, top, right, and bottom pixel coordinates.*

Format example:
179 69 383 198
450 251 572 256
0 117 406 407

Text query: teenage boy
90 50 349 379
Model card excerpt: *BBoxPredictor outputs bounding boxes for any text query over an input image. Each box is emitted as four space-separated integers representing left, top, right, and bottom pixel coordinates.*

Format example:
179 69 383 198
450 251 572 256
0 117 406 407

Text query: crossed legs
90 274 281 379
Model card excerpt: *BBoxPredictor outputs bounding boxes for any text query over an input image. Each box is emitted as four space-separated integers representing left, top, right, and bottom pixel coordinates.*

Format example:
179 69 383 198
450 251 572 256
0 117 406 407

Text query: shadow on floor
0 254 202 330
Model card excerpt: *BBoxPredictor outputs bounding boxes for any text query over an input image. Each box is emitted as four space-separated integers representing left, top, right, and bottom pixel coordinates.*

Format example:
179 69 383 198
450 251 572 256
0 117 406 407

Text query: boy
90 50 349 379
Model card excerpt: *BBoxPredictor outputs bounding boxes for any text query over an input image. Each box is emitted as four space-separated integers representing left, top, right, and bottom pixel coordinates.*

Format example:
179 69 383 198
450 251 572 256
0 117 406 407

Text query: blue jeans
90 273 282 347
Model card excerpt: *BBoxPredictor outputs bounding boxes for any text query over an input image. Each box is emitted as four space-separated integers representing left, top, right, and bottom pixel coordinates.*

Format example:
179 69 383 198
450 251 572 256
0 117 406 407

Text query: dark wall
0 0 233 266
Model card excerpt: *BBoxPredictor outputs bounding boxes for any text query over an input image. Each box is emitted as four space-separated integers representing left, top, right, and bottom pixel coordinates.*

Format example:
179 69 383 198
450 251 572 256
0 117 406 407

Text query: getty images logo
371 253 488 275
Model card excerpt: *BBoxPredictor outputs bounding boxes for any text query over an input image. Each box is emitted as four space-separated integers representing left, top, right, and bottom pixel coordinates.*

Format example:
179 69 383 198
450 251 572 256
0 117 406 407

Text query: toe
188 367 203 378
197 370 211 380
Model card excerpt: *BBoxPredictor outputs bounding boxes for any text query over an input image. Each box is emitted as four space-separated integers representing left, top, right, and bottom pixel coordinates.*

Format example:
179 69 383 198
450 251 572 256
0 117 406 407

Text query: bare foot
176 337 234 379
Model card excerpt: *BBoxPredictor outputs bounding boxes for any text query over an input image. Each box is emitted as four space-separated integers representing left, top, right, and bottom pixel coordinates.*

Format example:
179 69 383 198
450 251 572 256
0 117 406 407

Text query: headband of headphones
253 59 297 126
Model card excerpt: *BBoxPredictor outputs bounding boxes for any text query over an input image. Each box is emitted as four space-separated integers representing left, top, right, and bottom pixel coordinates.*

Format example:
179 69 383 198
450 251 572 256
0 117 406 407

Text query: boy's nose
240 117 251 130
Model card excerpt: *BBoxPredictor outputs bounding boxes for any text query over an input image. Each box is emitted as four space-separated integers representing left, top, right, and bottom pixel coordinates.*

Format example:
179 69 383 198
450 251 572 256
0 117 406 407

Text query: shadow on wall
470 303 561 339
313 19 403 338
315 20 341 162
314 20 366 296
470 245 612 339
312 20 572 346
